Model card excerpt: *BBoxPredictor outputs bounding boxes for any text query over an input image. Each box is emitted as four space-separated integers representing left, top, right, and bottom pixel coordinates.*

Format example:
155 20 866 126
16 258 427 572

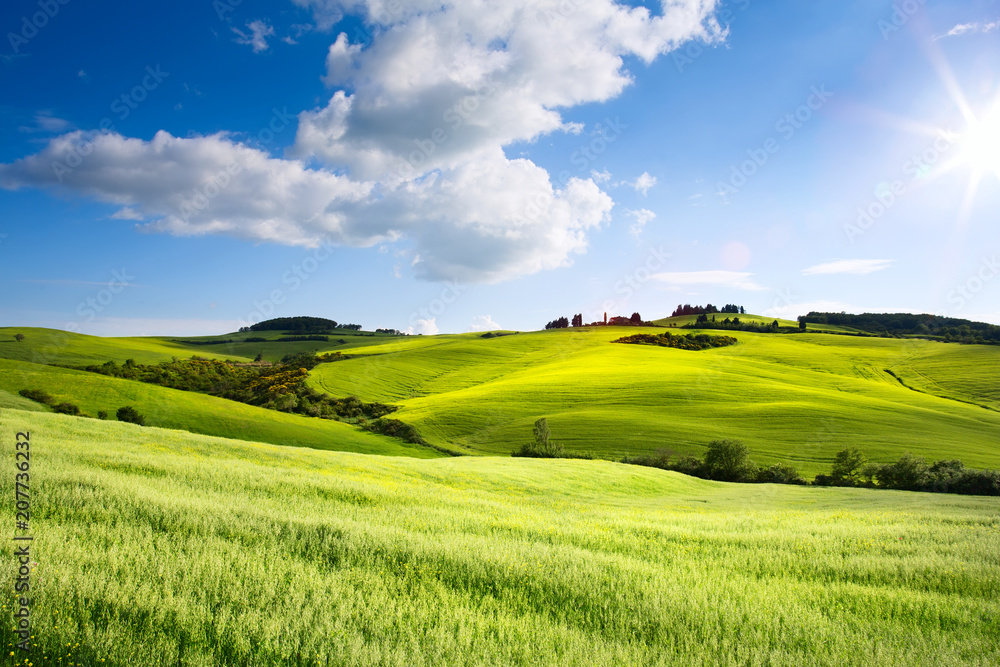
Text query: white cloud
404 318 439 335
110 207 144 221
591 169 612 183
18 112 71 134
630 171 657 196
626 208 656 239
801 259 894 276
468 314 501 332
233 20 276 53
650 270 767 291
934 20 999 39
1 0 724 284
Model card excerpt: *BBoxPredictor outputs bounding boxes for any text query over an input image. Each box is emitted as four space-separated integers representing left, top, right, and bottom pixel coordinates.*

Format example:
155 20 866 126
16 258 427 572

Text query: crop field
307 327 1000 474
1 409 997 666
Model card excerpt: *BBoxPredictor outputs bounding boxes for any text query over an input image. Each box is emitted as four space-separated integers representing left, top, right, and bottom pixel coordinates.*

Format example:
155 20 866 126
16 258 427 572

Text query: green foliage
52 402 81 415
14 333 25 342
98 410 108 420
803 311 1000 345
756 464 807 485
248 316 339 332
117 406 146 425
19 387 54 405
513 417 565 458
702 439 756 482
831 447 868 485
613 331 738 351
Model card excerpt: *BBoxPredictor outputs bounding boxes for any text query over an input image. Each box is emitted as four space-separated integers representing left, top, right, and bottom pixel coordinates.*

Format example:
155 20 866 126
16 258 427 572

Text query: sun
957 107 1000 180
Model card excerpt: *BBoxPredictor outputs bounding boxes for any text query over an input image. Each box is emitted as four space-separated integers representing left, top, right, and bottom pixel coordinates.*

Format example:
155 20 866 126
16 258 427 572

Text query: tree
630 312 642 324
14 333 25 342
831 447 867 486
798 317 807 331
875 453 929 490
739 306 746 314
572 314 583 327
117 406 146 426
513 417 564 457
771 320 779 330
703 439 756 482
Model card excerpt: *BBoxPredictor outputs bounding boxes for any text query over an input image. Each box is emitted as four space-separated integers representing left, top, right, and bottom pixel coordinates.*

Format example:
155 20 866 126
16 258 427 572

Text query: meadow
307 327 1000 474
1 409 997 666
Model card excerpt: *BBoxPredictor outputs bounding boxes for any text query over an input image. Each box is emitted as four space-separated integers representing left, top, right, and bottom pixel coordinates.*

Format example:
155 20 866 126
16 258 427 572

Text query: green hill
2 409 996 666
308 326 1000 473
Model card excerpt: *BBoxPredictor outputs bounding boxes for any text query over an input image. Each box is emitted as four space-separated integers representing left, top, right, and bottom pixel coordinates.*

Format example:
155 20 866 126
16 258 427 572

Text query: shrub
703 439 757 482
14 333 25 342
117 406 146 426
19 388 53 405
97 410 109 420
513 418 564 458
874 453 929 491
756 464 806 485
52 402 81 415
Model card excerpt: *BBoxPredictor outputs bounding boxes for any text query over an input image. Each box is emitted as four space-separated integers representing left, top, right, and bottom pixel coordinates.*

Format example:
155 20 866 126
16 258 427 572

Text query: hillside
2 409 997 666
308 326 1000 474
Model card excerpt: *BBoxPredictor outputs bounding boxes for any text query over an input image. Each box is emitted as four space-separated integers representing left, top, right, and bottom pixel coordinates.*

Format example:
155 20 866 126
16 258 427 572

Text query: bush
756 464 806 485
117 406 146 426
703 439 757 482
97 410 109 420
52 402 81 415
18 388 53 405
513 418 565 458
874 453 929 491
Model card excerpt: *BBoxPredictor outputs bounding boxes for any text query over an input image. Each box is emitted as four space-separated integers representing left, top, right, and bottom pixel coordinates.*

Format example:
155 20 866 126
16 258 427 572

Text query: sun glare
959 110 1000 179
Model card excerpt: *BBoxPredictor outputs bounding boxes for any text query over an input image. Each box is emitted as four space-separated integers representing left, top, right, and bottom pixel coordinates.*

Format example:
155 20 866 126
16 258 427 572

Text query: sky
1 0 999 336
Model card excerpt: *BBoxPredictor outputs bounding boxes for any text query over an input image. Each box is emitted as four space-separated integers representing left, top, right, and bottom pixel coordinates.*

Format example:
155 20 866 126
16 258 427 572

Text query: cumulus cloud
651 270 766 291
630 171 657 195
1 0 724 284
233 20 276 53
468 315 501 332
801 259 894 276
626 208 656 239
404 317 439 335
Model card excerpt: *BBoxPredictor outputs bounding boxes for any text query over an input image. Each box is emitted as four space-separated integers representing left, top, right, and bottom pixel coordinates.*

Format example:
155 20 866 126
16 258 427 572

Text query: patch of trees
671 304 744 317
77 354 400 426
684 317 788 333
239 317 364 333
551 312 648 328
622 439 806 485
275 335 329 342
800 312 1000 345
18 388 81 416
815 448 999 496
173 338 235 346
376 329 404 335
614 331 737 351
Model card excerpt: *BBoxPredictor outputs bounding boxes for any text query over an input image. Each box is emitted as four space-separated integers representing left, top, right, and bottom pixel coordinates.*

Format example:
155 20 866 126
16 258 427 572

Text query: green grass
308 327 1000 473
0 359 441 458
0 327 411 367
1 409 997 666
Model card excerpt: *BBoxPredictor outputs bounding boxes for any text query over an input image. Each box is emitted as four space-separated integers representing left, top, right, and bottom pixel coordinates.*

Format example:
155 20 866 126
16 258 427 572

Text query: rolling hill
2 408 997 666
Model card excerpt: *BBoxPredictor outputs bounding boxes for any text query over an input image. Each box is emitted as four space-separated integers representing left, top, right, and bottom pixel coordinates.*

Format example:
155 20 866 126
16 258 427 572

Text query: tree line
545 312 647 329
671 304 745 317
621 441 999 496
800 312 1000 345
238 316 363 333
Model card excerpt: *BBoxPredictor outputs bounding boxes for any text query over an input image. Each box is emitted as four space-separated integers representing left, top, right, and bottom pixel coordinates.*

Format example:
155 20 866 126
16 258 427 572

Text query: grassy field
1 409 997 666
308 327 1000 474
0 359 440 458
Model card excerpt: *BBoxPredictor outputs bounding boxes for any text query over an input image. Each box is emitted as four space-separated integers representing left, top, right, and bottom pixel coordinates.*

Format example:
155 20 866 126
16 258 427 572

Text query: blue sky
1 0 999 336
